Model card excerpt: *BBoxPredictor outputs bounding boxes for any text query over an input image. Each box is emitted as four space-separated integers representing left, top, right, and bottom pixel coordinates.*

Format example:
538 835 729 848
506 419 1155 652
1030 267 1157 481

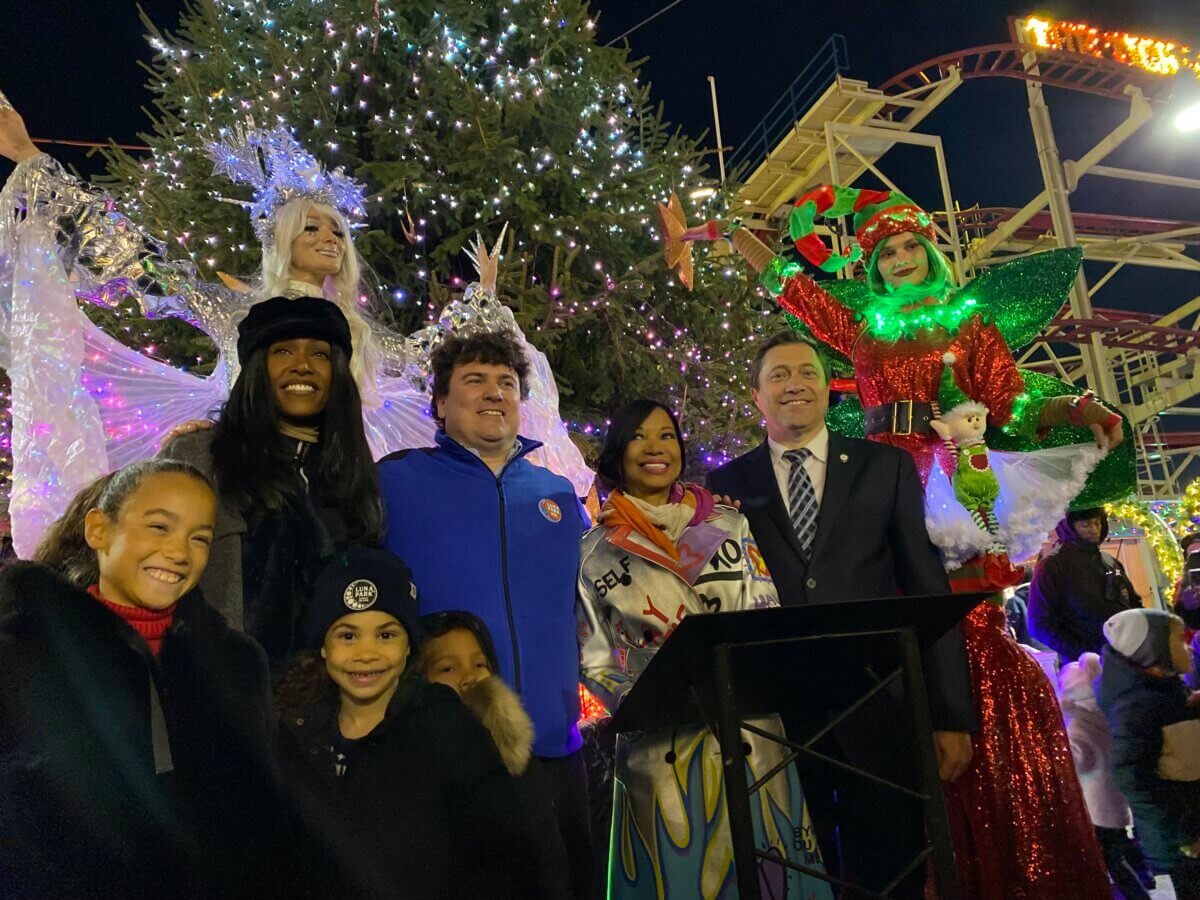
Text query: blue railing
727 34 850 175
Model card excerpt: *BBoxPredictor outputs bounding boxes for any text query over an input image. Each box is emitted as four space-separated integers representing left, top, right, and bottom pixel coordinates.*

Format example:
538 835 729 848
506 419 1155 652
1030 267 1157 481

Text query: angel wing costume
0 128 591 557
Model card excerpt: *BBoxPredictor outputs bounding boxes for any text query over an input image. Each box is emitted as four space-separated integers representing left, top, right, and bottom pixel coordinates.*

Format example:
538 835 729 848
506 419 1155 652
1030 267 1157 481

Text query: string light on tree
95 0 774 463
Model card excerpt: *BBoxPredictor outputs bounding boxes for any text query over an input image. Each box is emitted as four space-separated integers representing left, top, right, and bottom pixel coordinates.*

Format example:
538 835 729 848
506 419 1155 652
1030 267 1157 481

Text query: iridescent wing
82 326 226 471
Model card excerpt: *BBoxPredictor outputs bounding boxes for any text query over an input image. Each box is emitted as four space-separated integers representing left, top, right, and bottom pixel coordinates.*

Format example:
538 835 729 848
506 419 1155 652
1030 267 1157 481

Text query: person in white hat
1096 608 1200 896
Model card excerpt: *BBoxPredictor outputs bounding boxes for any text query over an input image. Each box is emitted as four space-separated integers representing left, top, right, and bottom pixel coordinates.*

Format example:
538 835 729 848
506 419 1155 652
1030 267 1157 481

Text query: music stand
610 592 985 899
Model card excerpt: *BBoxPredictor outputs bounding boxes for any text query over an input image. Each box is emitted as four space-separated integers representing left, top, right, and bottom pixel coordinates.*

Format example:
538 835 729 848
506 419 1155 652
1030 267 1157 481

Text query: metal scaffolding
732 19 1200 497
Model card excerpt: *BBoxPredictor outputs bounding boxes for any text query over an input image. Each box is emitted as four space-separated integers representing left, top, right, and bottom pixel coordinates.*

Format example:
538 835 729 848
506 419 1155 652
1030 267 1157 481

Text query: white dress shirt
768 426 830 514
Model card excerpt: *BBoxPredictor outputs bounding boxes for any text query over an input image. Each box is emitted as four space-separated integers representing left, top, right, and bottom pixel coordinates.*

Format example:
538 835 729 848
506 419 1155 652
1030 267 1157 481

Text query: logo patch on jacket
343 579 379 611
539 498 563 523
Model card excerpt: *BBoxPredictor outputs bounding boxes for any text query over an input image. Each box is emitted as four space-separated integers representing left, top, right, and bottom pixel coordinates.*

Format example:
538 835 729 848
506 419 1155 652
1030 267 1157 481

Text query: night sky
1 0 1197 315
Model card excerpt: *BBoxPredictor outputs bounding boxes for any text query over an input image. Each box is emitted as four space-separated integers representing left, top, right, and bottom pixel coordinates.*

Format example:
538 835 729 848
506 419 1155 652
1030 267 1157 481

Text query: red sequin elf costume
661 186 1129 898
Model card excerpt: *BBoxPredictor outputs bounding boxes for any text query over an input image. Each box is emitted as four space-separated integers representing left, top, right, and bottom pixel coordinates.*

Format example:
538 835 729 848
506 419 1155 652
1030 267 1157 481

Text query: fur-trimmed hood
460 676 535 777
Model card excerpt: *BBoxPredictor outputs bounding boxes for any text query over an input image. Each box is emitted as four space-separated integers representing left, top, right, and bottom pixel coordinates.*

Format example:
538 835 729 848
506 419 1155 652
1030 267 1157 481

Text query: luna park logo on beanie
343 579 379 611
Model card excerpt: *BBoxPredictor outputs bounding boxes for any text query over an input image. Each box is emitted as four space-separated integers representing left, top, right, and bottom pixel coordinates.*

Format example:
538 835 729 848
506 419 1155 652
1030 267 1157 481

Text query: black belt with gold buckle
863 400 936 436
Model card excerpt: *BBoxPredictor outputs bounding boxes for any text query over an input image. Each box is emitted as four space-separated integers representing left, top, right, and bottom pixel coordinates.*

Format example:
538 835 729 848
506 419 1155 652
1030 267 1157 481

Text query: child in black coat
419 610 572 899
0 460 283 898
276 548 541 899
1096 608 1200 899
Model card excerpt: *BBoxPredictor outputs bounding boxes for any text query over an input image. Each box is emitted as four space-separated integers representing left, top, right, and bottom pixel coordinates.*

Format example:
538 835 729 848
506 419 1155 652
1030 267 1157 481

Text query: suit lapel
810 431 863 561
743 441 809 566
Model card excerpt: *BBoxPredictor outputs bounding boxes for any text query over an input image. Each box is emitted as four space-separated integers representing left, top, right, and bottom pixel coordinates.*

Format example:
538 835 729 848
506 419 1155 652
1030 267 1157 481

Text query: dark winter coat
0 562 285 898
461 676 571 899
1095 645 1200 871
1028 516 1141 661
161 429 343 664
278 675 542 898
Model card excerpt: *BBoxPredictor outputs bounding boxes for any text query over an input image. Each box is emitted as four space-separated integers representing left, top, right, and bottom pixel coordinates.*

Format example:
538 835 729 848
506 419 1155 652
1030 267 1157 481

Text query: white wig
260 198 380 406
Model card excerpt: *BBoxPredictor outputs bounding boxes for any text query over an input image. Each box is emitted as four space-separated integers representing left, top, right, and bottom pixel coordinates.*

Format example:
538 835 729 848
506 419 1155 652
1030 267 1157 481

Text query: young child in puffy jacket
1096 608 1200 899
418 610 571 899
1058 653 1151 899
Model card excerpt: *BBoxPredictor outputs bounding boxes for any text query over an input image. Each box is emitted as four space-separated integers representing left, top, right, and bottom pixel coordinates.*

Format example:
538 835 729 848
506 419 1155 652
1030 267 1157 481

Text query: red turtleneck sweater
88 584 176 656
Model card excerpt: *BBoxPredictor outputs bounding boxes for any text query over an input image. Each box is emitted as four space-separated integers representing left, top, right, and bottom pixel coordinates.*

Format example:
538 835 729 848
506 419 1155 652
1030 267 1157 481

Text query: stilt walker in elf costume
661 186 1128 897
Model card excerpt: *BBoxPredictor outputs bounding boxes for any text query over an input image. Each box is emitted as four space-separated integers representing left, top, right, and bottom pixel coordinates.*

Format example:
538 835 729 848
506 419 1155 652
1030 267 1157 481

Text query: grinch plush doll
930 352 1004 552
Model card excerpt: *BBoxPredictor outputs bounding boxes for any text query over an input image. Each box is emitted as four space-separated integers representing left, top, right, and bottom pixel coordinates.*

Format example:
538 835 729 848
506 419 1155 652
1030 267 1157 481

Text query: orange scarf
601 489 687 562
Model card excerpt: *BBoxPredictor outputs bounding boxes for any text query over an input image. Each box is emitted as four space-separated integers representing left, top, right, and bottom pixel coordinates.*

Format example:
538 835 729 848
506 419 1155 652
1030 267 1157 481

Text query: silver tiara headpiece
204 121 368 248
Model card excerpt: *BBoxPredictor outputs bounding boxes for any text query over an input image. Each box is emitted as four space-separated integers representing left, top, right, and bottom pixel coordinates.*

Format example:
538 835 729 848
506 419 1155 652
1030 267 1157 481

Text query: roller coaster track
878 43 1174 103
1041 308 1200 355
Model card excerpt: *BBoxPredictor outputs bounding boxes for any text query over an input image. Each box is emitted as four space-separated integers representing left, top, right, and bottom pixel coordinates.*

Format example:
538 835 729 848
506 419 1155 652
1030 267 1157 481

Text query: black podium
610 592 985 900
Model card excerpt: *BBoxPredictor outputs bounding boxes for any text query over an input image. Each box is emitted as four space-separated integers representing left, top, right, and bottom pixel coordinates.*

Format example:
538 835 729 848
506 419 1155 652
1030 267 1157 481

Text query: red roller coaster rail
878 43 1174 103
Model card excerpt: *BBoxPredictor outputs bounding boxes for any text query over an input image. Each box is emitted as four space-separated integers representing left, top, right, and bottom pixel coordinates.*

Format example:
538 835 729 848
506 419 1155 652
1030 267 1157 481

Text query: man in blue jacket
378 330 594 898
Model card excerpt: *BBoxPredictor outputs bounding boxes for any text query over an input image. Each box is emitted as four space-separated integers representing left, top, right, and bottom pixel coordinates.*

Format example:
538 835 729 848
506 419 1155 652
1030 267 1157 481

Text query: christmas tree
97 0 771 464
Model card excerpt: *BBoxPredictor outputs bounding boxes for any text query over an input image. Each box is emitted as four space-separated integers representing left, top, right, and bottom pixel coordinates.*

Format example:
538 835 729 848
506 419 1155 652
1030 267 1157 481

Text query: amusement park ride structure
729 16 1200 499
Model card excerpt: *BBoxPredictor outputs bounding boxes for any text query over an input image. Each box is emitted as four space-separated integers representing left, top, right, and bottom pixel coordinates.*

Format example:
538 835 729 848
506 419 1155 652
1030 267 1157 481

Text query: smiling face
289 208 346 287
266 338 332 421
620 406 683 506
876 232 930 289
85 472 216 611
421 627 492 697
322 611 410 706
752 342 829 445
436 361 520 458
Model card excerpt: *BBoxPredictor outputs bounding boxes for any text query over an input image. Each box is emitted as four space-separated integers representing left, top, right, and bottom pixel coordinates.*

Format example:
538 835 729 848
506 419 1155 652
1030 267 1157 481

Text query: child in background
1097 608 1200 898
276 549 541 899
0 460 282 897
419 610 571 899
1058 653 1152 899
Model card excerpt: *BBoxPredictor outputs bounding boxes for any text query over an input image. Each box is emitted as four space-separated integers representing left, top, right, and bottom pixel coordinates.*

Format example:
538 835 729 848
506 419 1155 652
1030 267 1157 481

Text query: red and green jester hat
657 185 1132 508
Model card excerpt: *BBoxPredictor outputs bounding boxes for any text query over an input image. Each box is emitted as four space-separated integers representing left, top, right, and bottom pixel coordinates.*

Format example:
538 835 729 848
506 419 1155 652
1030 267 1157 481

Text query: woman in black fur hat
161 296 383 666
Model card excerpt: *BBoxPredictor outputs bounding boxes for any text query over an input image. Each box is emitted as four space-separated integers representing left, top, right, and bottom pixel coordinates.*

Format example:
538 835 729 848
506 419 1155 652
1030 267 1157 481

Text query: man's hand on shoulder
933 730 973 781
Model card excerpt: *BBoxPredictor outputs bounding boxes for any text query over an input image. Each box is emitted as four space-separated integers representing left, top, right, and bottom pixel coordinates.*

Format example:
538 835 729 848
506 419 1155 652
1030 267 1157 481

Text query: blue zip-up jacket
378 432 586 758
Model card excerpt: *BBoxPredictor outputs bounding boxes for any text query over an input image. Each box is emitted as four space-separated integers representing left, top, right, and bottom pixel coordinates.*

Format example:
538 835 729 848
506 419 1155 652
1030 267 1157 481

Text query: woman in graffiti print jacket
576 399 831 900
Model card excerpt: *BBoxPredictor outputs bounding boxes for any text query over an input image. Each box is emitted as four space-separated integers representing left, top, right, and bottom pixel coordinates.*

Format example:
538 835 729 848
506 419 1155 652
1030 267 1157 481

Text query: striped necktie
784 448 818 558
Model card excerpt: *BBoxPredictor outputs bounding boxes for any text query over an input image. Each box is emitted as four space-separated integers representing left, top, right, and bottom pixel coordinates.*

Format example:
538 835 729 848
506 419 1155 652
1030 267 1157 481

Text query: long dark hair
34 459 212 588
594 399 686 493
210 343 383 542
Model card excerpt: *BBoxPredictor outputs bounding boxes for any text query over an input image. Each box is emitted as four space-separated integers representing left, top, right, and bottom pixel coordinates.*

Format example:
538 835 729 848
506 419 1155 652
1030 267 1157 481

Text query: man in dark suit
708 330 975 898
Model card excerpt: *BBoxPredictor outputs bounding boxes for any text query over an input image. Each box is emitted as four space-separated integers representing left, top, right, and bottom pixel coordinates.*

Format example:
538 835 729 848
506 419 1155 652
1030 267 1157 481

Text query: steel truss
733 18 1200 497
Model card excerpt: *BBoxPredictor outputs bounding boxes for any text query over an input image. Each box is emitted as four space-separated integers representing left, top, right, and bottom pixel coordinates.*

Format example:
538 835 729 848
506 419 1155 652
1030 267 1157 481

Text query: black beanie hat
304 547 420 649
237 296 354 364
